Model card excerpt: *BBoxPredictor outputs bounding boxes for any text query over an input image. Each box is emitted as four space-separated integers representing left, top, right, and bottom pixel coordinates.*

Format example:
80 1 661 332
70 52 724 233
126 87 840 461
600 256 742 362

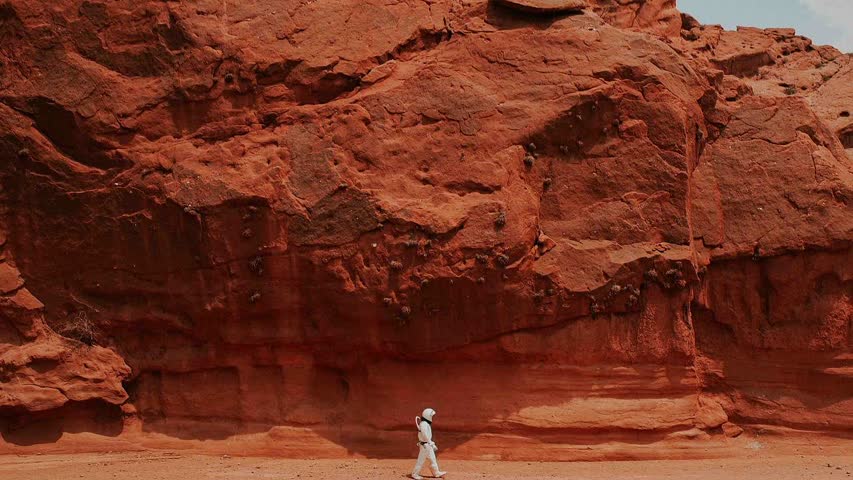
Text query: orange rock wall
0 0 850 458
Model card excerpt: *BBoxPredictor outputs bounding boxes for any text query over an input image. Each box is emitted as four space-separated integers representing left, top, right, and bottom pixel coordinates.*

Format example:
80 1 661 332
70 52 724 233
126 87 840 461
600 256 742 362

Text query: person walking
412 408 446 479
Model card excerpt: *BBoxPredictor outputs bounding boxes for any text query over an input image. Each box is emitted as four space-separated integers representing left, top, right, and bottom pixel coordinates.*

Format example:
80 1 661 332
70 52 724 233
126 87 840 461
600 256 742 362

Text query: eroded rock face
0 0 850 458
494 0 588 14
0 257 130 414
589 0 680 36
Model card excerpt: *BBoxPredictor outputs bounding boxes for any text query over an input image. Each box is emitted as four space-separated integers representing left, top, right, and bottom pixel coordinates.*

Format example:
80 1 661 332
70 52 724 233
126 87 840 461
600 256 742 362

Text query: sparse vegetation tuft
494 211 507 229
496 254 510 267
60 311 96 346
249 256 264 276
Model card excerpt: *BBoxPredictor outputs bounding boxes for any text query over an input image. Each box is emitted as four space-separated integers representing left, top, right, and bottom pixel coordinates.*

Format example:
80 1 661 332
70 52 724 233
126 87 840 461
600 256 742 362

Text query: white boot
434 472 447 478
411 475 423 480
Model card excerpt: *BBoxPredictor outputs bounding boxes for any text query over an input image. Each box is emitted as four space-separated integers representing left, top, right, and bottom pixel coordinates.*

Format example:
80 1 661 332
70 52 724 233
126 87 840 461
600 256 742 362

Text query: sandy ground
1 452 851 480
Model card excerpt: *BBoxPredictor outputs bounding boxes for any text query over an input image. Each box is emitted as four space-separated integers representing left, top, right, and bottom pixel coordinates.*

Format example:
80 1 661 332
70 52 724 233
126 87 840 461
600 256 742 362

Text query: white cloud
798 0 853 51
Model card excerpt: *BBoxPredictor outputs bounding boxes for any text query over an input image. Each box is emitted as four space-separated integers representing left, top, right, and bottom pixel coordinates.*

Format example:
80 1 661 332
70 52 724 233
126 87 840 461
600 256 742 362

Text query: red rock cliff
0 0 850 458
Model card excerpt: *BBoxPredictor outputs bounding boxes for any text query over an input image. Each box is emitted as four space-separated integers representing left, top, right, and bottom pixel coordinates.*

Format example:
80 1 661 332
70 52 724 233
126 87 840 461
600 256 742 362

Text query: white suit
412 408 445 479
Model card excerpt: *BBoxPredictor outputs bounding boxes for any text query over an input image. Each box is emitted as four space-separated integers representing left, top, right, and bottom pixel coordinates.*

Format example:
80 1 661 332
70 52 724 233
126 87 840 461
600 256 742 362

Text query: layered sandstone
0 0 850 459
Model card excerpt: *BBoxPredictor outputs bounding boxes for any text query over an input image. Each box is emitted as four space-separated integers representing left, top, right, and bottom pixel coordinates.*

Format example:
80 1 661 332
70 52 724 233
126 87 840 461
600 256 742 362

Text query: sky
678 0 853 52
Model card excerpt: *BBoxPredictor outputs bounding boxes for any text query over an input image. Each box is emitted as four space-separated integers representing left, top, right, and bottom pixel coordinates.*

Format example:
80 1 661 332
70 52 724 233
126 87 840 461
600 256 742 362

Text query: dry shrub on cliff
249 256 264 275
496 253 510 267
494 211 507 228
60 311 96 346
0 361 13 382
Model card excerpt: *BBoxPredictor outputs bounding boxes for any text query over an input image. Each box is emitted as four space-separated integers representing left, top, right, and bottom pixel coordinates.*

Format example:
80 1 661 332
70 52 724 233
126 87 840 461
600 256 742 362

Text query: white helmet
422 408 436 422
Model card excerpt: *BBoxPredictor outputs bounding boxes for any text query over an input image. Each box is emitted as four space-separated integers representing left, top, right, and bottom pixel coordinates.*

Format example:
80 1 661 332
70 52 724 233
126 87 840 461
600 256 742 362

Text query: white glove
431 442 438 451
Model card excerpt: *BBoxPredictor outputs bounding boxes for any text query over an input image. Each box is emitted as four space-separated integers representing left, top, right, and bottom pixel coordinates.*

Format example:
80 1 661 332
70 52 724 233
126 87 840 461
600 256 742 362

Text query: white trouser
413 443 440 476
